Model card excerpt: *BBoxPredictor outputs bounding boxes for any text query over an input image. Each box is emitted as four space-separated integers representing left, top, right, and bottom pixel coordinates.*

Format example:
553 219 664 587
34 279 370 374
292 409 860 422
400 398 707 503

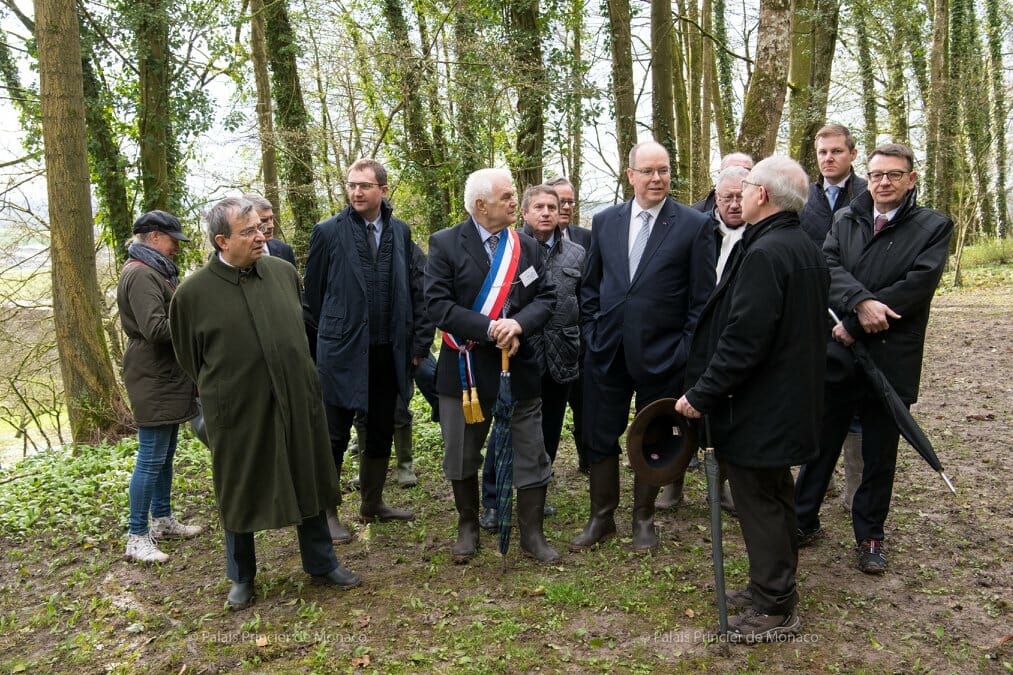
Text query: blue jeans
128 424 179 535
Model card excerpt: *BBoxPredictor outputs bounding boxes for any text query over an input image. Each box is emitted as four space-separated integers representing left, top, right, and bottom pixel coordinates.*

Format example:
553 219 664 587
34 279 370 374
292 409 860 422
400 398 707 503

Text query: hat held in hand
626 398 697 487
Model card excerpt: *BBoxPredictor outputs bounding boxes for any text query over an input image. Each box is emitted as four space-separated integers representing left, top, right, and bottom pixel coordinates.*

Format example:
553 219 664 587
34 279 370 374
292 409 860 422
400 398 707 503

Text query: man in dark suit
571 141 715 553
244 193 297 266
425 168 559 564
798 124 870 513
303 159 432 543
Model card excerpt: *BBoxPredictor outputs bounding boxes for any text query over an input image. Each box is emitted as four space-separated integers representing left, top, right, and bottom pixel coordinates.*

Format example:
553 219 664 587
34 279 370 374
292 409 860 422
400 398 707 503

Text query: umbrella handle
501 348 510 373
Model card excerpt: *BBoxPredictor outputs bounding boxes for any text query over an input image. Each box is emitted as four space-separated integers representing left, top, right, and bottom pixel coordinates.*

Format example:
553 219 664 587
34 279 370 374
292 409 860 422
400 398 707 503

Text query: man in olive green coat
169 197 360 609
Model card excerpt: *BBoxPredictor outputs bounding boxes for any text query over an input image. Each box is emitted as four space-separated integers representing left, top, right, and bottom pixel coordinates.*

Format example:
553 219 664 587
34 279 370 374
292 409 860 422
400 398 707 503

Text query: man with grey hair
692 152 754 213
170 197 360 609
677 156 829 642
425 168 559 563
243 193 296 266
544 176 591 249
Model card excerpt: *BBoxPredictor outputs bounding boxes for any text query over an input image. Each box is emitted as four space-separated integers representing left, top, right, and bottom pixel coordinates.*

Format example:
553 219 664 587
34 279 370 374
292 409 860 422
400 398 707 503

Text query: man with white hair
692 152 754 213
677 156 829 642
424 168 560 563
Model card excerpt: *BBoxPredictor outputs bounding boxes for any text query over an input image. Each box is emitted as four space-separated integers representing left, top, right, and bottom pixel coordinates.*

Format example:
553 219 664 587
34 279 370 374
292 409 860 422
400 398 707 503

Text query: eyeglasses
346 181 384 191
559 199 576 207
716 194 743 204
631 167 671 177
867 170 909 184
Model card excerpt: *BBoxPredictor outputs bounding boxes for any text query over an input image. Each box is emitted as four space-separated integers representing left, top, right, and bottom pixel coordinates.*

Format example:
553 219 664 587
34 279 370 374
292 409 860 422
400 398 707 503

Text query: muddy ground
0 273 1010 673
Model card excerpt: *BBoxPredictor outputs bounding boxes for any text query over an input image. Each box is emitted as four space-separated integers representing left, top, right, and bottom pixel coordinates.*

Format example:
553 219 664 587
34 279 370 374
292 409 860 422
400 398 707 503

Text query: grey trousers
438 395 552 489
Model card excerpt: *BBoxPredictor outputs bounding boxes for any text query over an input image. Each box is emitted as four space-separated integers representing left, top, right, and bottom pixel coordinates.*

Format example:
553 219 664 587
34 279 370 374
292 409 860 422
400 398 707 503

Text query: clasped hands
489 318 522 356
834 299 902 346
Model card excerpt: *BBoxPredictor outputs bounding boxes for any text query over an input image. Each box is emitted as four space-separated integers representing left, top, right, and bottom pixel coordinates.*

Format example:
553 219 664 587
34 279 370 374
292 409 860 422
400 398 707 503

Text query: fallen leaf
256 635 268 647
357 614 371 629
351 654 371 666
684 608 695 618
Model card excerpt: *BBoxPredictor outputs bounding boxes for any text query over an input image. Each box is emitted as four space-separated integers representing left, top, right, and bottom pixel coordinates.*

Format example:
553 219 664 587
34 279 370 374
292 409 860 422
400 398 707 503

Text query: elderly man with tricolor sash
424 168 558 564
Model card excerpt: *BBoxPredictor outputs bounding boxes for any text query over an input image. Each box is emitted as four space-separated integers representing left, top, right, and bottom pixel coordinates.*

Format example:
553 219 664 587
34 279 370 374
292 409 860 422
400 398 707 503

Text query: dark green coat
169 255 338 532
117 260 197 426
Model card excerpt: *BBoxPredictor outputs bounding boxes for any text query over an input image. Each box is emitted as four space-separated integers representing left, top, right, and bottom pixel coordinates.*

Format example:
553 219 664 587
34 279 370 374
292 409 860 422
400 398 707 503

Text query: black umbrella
703 416 729 634
829 309 956 494
489 348 516 555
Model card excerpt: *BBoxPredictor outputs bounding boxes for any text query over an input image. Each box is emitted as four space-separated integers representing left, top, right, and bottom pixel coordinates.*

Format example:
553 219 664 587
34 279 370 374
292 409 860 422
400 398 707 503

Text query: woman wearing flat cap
118 210 202 564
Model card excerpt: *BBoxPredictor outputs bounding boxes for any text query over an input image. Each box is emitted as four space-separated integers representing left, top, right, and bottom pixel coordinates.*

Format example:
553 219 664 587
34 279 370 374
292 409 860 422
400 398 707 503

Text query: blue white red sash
442 228 521 423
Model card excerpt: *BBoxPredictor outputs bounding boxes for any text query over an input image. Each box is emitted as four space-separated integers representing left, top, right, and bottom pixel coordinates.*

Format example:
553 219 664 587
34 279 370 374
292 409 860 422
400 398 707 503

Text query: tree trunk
927 0 955 214
853 6 877 153
985 0 1009 236
736 0 793 159
671 0 691 200
382 0 451 234
34 0 127 443
788 0 839 177
510 0 545 191
566 0 585 223
249 0 282 228
453 13 484 199
686 0 708 202
606 0 636 199
651 0 677 185
885 27 909 144
264 0 319 253
136 0 176 213
712 0 736 152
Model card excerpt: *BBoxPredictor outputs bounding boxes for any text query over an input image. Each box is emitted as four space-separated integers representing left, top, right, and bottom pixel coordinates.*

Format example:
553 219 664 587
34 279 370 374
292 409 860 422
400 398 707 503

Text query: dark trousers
482 373 569 508
795 378 900 543
224 511 338 582
582 347 680 463
568 373 586 466
724 461 799 615
325 344 399 474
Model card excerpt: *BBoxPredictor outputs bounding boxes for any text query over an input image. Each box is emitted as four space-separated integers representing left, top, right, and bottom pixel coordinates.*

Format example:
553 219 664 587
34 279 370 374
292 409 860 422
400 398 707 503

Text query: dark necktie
367 223 378 259
874 215 889 234
486 234 499 261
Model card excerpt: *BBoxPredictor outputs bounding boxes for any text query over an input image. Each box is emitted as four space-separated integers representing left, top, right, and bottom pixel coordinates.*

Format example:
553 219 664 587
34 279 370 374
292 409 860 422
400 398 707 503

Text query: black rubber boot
359 456 414 522
569 455 620 551
631 477 660 552
517 485 561 563
451 475 480 563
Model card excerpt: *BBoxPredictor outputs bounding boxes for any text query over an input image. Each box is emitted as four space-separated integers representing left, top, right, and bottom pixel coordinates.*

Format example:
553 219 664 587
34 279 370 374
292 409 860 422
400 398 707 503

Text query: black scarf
127 241 180 288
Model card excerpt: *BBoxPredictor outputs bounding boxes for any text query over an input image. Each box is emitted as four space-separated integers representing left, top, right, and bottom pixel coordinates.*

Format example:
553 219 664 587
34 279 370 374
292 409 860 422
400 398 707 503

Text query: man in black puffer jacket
795 143 953 575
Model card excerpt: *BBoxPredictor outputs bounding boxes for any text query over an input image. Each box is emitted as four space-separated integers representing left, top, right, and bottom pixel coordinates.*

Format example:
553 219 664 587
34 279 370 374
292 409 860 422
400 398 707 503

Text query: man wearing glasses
794 143 953 574
677 156 829 642
170 197 360 608
303 159 432 543
544 176 591 249
243 193 296 266
572 141 715 553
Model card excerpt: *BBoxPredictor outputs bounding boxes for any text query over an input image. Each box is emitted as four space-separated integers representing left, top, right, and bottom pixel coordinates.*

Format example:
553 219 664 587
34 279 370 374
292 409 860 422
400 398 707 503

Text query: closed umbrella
829 309 956 494
703 416 729 634
488 348 516 554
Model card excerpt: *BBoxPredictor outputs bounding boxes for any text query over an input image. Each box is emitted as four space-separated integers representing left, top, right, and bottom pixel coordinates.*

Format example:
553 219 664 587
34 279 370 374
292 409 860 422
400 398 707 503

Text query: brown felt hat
625 398 698 487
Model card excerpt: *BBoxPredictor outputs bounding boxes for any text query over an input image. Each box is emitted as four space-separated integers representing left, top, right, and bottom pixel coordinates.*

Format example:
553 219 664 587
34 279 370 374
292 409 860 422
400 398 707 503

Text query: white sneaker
125 533 169 563
150 516 203 540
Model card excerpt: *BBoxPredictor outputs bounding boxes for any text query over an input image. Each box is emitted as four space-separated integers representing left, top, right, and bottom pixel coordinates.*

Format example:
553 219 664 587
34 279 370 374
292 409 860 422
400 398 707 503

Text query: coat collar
209 251 264 284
